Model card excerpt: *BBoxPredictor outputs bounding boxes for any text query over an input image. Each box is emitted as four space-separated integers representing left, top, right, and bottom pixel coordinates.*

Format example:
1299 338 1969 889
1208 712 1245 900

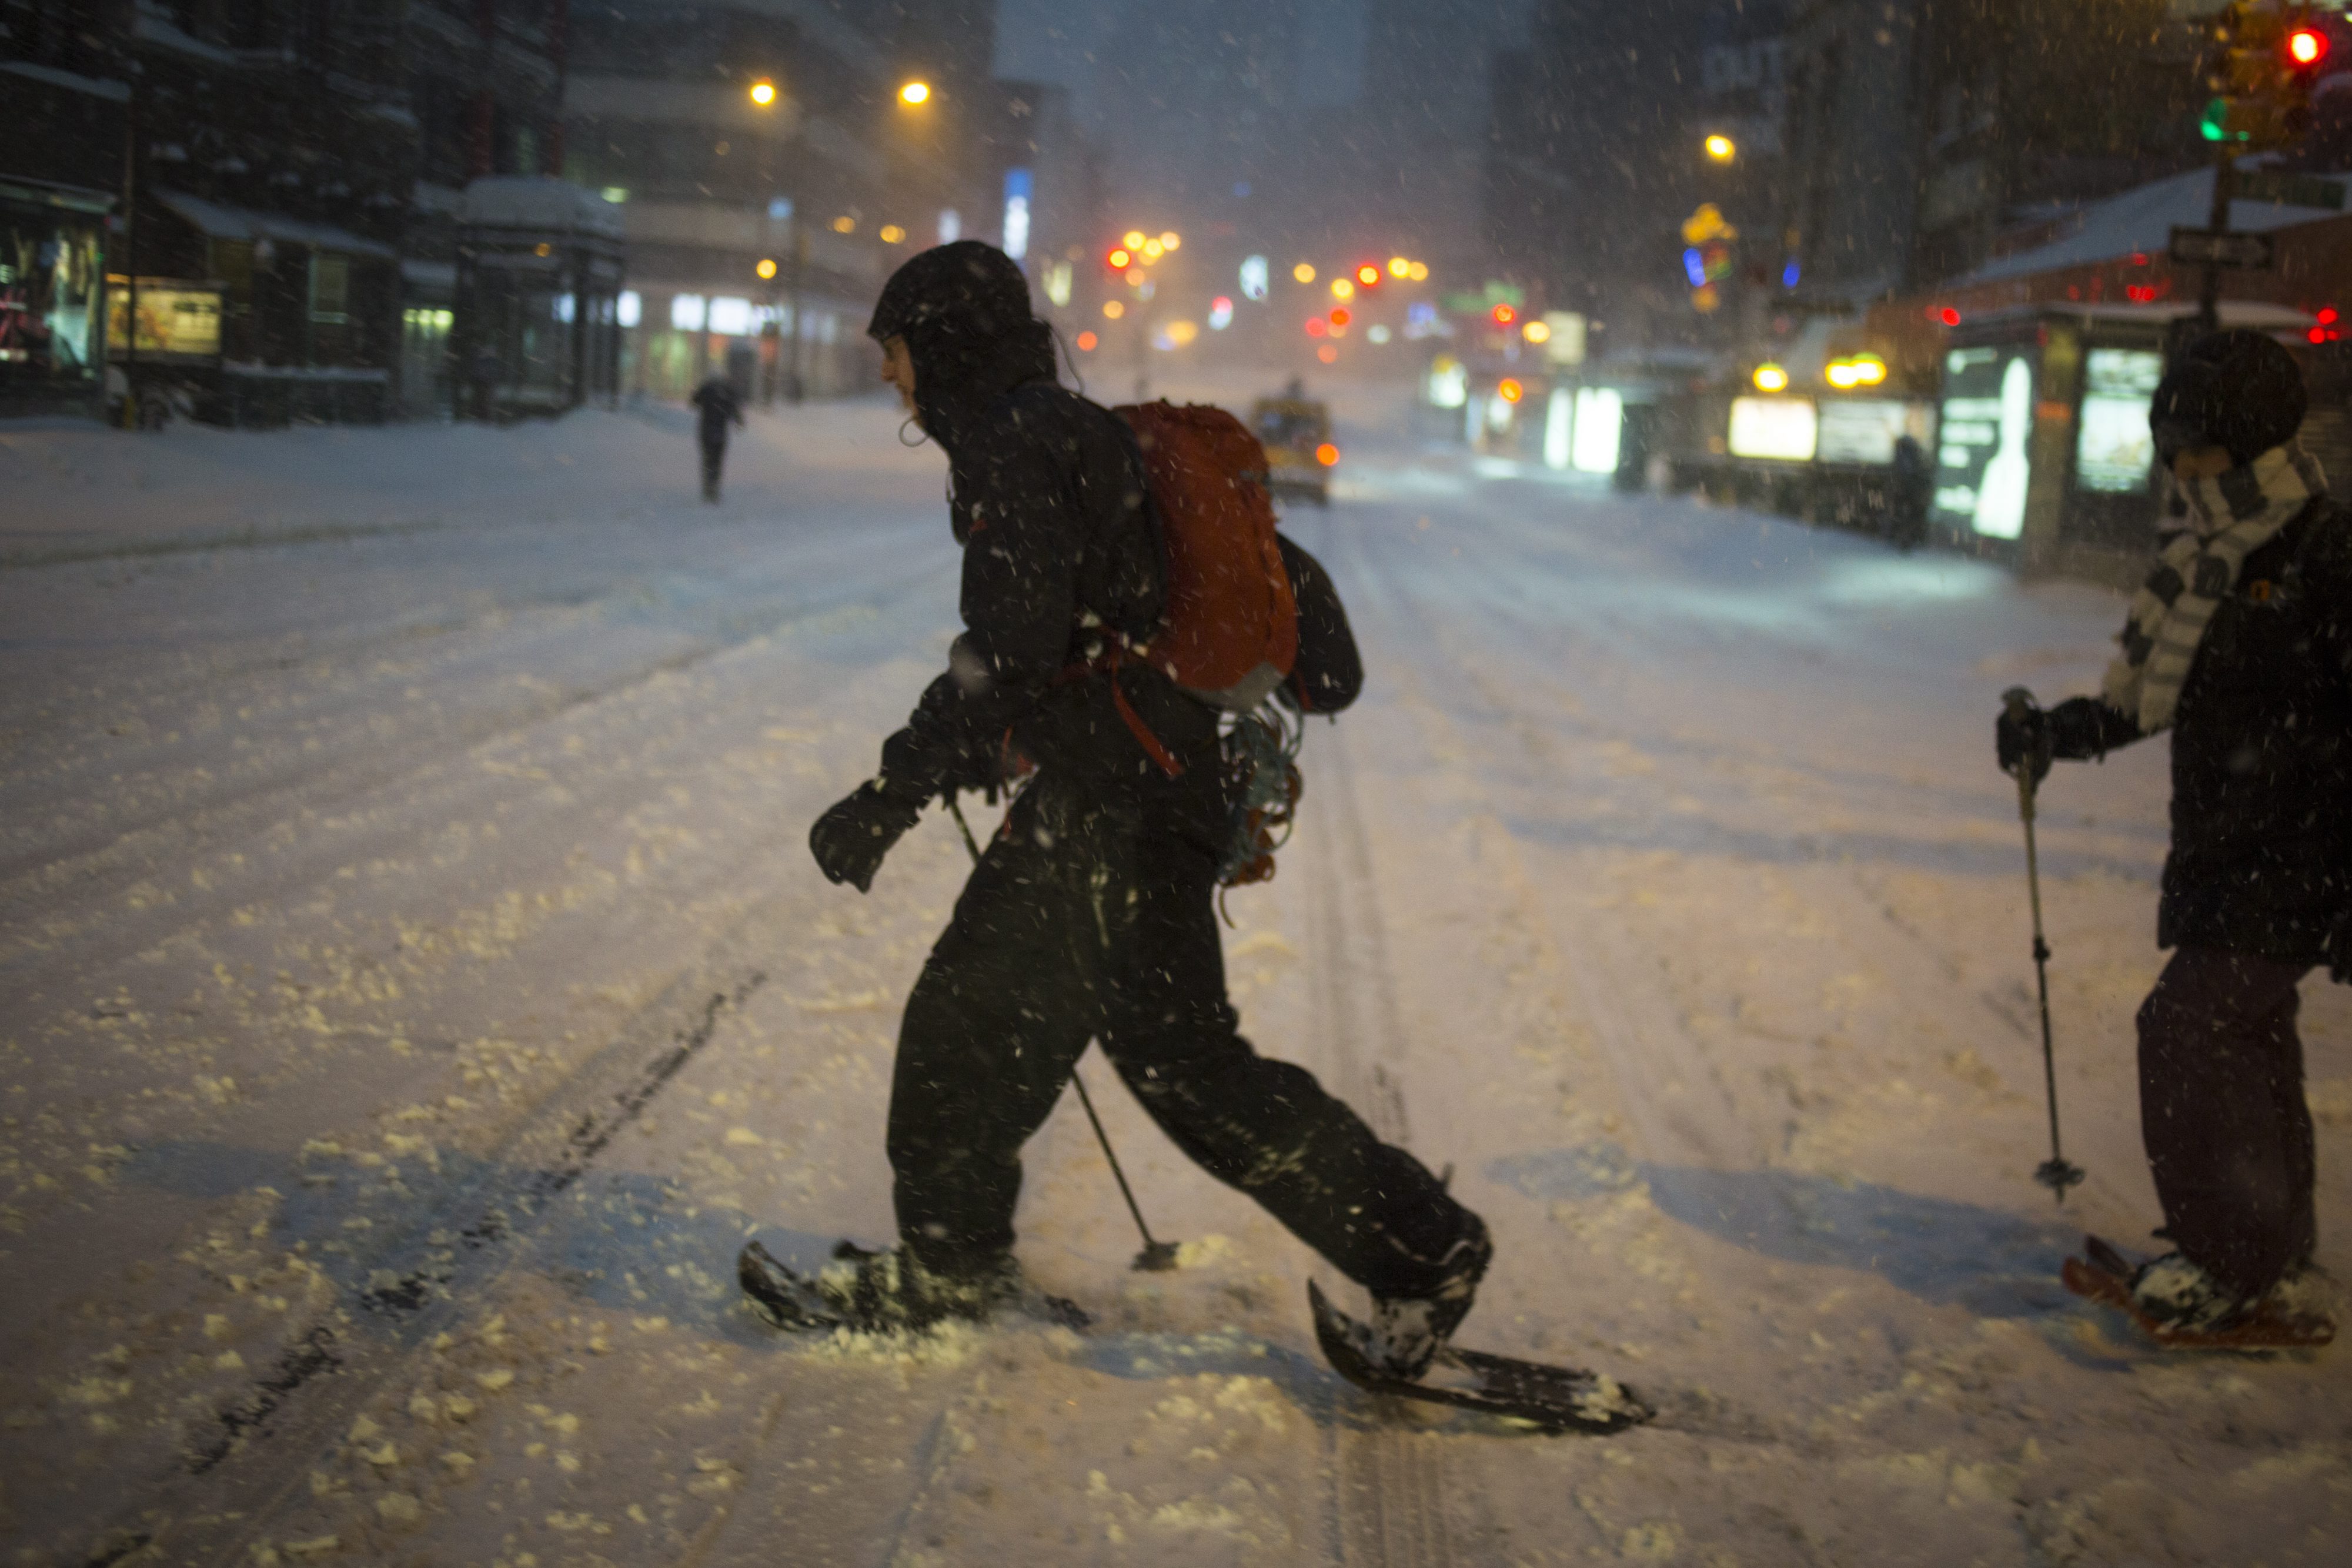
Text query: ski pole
946 796 1180 1271
2000 688 2087 1203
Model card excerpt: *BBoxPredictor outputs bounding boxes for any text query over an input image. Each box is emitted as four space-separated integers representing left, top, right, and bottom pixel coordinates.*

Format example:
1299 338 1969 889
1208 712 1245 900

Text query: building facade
563 0 1018 404
3 1 592 423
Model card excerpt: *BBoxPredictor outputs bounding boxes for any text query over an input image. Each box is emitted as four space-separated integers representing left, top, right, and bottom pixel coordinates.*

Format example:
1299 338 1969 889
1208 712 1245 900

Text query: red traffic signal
2286 25 2327 68
1107 246 1133 269
1354 263 1381 288
1490 303 1517 326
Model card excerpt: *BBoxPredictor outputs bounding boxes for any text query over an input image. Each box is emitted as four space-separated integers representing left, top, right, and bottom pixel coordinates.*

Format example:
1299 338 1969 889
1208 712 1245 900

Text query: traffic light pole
2198 151 2237 333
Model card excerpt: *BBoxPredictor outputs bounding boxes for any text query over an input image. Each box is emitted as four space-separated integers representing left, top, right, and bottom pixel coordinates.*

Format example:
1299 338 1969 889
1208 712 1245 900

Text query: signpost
2167 226 2277 270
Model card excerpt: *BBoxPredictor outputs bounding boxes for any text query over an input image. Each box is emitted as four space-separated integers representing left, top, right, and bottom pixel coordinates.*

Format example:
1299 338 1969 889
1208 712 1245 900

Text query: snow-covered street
4 387 2346 1567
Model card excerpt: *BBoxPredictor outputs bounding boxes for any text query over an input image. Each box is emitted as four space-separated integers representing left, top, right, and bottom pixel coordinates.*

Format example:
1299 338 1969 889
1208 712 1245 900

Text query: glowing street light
1293 262 1316 283
1331 278 1355 300
1521 319 1551 345
1124 230 1148 250
878 225 906 244
1387 256 1411 278
1407 261 1428 280
899 81 931 105
1752 363 1789 393
755 258 779 280
1704 133 1736 162
1141 238 1164 261
1103 300 1125 319
1159 231 1181 251
749 79 778 107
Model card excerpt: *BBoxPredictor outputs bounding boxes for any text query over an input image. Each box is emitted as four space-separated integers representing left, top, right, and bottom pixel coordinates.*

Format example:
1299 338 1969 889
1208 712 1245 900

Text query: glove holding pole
1997 687 2087 1202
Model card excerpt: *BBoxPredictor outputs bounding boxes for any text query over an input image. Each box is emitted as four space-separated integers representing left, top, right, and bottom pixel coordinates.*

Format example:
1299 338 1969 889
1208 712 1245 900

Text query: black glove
809 781 924 892
1996 701 2052 787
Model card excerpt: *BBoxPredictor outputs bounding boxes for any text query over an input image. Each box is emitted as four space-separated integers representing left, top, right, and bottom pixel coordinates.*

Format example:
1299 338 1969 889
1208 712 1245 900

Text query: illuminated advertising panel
1816 399 1911 465
1933 347 2039 539
105 279 223 359
1728 396 1818 462
2074 347 2163 493
1571 386 1622 473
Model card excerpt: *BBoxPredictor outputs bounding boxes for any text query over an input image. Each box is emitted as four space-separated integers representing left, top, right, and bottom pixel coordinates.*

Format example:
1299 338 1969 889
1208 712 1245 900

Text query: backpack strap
1058 643 1184 778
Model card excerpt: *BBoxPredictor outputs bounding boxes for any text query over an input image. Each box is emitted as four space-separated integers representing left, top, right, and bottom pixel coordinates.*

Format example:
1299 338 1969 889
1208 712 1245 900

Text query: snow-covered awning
457 177 625 242
1959 159 2347 286
155 190 397 259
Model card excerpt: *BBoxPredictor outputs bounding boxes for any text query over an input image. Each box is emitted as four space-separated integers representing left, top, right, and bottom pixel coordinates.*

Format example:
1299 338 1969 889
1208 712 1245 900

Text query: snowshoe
1308 1281 1652 1435
737 1239 1090 1334
2062 1235 2335 1351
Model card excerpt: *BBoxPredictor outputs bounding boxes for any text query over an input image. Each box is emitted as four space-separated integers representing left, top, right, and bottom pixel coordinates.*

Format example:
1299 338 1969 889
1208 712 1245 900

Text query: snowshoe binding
2062 1235 2335 1351
1308 1281 1652 1435
1364 1221 1493 1380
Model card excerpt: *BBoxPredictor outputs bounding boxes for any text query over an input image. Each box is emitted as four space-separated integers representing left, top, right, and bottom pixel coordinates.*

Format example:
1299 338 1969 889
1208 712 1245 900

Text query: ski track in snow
2 384 2348 1567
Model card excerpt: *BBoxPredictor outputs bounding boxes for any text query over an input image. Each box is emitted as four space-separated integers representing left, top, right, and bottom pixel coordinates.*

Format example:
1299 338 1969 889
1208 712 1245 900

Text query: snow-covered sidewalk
1 387 2344 1567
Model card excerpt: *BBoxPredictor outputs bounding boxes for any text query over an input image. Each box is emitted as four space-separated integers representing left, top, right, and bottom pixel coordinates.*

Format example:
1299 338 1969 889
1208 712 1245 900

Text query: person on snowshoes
770 240 1489 1372
1996 329 2350 1344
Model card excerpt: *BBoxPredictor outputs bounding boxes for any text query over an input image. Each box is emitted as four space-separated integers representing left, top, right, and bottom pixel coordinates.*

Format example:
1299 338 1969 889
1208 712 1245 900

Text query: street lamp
1704 133 1736 162
899 81 930 106
749 79 777 107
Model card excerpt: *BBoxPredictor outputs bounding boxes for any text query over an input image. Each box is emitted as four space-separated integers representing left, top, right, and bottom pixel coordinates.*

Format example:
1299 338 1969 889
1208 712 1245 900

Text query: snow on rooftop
1963 158 2348 285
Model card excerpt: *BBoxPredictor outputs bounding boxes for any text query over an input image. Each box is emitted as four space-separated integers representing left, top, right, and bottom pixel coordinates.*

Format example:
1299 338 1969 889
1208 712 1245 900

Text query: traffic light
1491 303 1516 327
1107 246 1132 269
2201 2 2338 149
1355 263 1381 289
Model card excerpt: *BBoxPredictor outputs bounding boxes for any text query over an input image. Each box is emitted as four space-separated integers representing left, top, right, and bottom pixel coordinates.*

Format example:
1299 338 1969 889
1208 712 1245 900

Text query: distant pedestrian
1889 433 1931 550
469 345 502 423
692 374 745 502
1995 329 2348 1348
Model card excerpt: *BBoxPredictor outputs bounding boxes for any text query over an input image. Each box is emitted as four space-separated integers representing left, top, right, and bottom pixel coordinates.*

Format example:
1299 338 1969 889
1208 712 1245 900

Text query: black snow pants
2137 946 2317 1300
887 772 1481 1300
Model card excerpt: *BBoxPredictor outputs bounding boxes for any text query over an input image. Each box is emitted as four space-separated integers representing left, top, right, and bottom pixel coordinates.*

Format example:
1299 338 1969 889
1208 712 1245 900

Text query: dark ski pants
699 436 726 500
2137 945 2316 1300
887 778 1481 1300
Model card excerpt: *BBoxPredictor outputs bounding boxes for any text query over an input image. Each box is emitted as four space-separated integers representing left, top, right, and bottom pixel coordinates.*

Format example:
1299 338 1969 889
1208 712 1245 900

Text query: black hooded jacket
866 243 1359 811
2045 496 2352 964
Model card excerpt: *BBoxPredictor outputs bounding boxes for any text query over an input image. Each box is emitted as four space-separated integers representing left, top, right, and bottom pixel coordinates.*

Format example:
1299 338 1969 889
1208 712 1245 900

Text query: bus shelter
1928 302 2313 580
452 178 626 421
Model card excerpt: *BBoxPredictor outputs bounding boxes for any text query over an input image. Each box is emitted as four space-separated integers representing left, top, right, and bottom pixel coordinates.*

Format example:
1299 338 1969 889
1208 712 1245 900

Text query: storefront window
310 254 352 361
1 205 106 385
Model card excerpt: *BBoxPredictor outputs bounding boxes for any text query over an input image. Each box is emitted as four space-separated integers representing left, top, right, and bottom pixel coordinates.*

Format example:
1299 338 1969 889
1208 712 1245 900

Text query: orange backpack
1115 400 1299 709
